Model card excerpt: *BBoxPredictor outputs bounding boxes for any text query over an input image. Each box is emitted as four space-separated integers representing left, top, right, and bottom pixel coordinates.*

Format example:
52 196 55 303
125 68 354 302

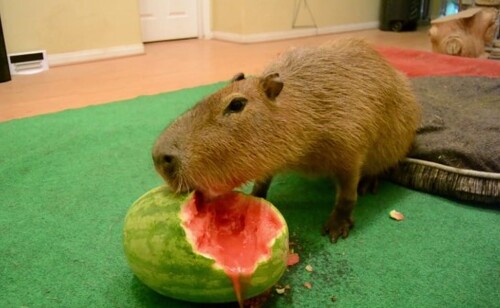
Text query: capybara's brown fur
153 38 421 242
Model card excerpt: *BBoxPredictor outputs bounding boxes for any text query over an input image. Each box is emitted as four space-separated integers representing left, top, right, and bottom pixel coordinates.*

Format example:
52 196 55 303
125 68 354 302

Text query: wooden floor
0 28 431 122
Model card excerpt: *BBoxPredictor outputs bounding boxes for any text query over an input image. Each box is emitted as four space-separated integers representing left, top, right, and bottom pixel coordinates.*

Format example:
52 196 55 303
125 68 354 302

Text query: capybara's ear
260 73 283 100
231 72 245 82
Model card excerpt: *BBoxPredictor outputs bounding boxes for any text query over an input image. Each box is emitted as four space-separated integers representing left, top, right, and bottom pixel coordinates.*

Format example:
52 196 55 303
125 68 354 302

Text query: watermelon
123 186 289 304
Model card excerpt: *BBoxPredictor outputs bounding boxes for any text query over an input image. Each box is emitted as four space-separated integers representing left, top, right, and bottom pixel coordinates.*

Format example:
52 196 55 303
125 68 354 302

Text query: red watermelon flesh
181 191 285 304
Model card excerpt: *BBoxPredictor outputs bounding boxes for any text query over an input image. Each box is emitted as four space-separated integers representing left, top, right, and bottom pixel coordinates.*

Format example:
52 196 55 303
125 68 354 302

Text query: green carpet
1 83 499 308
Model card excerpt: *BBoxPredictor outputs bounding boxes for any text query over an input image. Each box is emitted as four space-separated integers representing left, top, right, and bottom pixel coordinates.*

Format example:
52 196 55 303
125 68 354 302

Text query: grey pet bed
387 76 500 204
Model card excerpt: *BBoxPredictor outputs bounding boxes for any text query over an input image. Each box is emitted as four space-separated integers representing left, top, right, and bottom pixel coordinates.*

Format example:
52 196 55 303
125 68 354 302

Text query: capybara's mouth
163 174 238 200
155 163 243 199
199 187 232 201
156 170 191 195
191 181 239 201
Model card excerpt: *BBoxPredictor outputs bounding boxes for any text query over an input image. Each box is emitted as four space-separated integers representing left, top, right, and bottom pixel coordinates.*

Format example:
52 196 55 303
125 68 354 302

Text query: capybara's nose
162 154 175 165
152 150 179 176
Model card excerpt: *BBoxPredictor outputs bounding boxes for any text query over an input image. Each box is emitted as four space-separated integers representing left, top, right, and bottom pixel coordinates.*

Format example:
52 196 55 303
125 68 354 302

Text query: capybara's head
152 73 285 198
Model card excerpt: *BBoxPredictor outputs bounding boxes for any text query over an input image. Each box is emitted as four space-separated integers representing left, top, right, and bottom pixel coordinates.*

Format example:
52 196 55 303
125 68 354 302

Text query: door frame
198 0 213 39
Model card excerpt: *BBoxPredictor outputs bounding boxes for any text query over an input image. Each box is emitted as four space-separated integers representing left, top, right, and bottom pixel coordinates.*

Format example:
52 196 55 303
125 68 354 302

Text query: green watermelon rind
123 186 288 303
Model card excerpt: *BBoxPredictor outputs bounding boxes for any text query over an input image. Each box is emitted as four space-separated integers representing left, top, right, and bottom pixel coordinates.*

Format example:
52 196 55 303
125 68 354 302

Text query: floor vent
8 50 48 75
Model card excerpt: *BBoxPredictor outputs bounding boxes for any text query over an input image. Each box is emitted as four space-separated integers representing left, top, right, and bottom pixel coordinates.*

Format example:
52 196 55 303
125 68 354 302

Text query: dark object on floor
379 0 422 32
0 14 11 83
388 76 500 204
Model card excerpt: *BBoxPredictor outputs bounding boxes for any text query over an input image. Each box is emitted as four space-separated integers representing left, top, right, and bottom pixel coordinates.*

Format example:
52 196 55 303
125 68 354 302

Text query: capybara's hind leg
322 171 360 243
357 175 379 196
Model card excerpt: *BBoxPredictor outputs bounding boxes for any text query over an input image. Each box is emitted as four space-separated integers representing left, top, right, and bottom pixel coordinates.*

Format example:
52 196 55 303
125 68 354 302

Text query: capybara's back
153 38 421 243
261 39 420 178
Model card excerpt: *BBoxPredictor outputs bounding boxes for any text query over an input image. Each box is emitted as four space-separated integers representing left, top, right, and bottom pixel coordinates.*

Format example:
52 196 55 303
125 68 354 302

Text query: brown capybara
152 38 421 243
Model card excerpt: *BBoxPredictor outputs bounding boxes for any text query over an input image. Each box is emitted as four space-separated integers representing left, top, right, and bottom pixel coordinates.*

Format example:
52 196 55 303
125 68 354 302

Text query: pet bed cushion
388 76 500 204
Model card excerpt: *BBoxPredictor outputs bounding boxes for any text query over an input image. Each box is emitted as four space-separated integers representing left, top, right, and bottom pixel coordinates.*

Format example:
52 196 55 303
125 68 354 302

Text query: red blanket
377 47 500 77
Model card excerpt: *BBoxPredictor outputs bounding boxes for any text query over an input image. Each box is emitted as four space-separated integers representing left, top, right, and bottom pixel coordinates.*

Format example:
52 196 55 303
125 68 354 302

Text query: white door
139 0 199 42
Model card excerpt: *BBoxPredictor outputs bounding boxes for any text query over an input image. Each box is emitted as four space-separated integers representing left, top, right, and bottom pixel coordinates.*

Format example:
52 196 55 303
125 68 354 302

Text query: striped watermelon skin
123 186 288 303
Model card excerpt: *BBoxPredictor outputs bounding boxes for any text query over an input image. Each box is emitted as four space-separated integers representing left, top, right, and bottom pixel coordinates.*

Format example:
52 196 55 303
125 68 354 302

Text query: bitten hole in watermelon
181 191 284 302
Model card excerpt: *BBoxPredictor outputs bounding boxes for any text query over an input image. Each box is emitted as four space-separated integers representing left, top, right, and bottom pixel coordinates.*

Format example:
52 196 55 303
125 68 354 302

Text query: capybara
152 38 421 242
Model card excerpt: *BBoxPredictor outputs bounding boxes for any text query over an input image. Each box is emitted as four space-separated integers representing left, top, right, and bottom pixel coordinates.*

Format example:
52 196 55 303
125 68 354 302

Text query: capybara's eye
225 98 247 115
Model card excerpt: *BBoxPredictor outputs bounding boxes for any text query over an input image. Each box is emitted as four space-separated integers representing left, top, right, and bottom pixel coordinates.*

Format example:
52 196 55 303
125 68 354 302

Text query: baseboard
48 43 145 67
213 28 317 44
317 21 379 35
212 21 379 43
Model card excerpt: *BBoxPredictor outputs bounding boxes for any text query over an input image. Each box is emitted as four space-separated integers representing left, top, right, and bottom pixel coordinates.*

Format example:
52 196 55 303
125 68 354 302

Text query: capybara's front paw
322 214 354 243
